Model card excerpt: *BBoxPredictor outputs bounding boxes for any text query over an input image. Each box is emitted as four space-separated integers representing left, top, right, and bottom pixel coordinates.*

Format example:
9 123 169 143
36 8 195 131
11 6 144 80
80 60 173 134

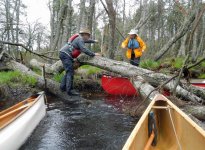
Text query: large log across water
79 55 205 103
32 55 204 103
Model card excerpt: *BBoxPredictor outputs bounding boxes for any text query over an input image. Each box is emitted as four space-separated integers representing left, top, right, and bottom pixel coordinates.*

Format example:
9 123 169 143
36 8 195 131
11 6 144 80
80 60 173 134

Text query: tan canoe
0 92 46 150
123 94 205 150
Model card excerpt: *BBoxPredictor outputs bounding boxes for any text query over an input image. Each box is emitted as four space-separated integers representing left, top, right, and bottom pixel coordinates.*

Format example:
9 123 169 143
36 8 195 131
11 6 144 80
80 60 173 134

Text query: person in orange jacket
121 29 146 66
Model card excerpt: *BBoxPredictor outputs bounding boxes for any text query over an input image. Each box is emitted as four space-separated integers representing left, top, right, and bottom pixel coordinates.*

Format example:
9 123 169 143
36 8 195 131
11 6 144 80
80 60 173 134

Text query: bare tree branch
0 41 59 60
188 56 205 69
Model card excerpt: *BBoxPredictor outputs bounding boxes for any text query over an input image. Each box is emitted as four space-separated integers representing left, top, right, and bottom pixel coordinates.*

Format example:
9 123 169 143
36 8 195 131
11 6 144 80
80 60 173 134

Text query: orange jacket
121 36 146 59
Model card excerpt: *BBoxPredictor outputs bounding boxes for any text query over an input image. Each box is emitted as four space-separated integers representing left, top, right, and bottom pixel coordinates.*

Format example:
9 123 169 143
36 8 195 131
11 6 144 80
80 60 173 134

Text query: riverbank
0 70 103 111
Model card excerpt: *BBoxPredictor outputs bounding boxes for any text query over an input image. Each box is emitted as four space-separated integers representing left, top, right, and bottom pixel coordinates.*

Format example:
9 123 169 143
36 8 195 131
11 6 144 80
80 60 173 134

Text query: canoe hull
101 75 138 96
101 75 205 96
0 93 46 150
123 94 205 150
191 83 205 88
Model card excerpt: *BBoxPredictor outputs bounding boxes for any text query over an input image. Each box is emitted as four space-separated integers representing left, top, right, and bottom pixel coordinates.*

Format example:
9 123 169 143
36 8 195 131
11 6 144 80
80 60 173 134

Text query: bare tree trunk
86 0 95 49
50 1 68 52
196 16 205 59
139 0 149 38
87 0 95 35
101 24 109 56
49 0 55 50
177 33 187 57
62 0 73 45
191 32 198 61
122 0 126 35
154 7 197 61
77 0 86 32
5 0 11 54
104 0 116 59
15 0 20 58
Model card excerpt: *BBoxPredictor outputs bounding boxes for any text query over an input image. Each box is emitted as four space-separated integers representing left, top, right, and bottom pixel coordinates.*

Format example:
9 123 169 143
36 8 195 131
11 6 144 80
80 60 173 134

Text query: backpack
68 34 81 58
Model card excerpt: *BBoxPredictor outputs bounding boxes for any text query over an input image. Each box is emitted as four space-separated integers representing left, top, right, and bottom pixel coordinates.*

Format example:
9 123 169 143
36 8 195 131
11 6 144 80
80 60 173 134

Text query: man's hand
95 53 101 56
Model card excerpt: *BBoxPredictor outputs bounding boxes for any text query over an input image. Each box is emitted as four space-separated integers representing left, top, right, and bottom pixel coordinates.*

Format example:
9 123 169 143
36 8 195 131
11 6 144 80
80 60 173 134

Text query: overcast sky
21 0 137 30
22 0 50 26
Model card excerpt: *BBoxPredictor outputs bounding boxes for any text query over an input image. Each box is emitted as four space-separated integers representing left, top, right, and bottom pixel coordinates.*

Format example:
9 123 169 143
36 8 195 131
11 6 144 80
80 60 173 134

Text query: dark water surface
20 94 138 150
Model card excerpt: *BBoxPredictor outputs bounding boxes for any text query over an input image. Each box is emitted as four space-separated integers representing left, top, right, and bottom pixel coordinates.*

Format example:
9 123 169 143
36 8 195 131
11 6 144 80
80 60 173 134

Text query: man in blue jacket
59 29 100 96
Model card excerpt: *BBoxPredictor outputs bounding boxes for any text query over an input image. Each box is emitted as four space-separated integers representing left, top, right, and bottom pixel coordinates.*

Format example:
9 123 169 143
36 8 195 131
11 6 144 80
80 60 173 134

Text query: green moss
53 72 65 83
79 65 102 75
0 71 37 86
140 59 160 70
32 67 41 75
199 74 205 79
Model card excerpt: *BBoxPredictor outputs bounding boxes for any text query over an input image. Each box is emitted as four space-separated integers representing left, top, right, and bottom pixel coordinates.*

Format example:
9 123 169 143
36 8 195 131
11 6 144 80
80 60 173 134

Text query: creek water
20 93 139 150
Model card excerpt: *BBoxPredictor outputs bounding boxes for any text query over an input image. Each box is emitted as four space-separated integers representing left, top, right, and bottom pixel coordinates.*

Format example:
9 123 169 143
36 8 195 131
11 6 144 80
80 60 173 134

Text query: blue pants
59 52 74 94
130 57 141 66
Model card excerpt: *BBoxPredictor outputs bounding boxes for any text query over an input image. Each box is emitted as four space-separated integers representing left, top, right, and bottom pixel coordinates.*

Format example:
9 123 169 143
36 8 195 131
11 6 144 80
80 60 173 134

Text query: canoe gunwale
123 94 205 150
0 92 45 130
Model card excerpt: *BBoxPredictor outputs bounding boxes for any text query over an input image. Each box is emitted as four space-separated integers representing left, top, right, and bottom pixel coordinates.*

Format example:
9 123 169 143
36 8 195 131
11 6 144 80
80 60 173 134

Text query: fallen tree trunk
79 56 205 103
5 59 73 101
132 76 159 100
183 105 205 120
30 59 63 74
30 56 205 103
